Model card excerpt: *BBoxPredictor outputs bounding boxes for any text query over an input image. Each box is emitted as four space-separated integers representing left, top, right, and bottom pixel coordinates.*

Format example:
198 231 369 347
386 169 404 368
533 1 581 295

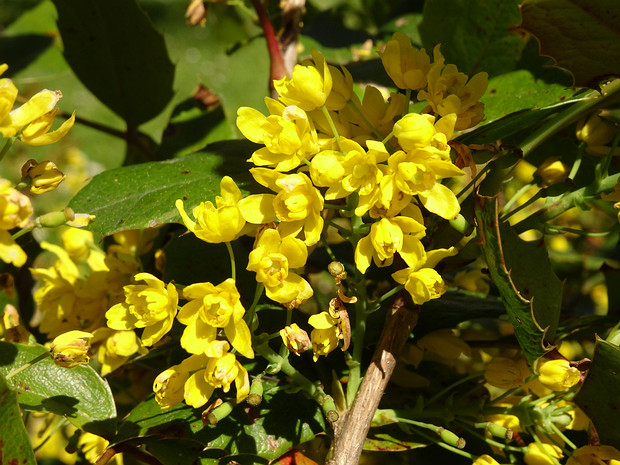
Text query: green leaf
68 139 259 237
0 372 37 465
0 341 117 438
52 0 174 127
474 196 561 363
113 387 326 462
519 0 620 87
419 0 524 77
574 338 620 449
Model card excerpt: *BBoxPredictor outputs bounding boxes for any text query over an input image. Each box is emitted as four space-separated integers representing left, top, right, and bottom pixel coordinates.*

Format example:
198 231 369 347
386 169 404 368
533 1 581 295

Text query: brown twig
327 292 420 465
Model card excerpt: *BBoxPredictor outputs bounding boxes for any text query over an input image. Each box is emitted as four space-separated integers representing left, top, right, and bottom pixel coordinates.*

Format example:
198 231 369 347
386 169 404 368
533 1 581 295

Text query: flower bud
535 158 569 187
524 442 563 465
36 211 69 228
50 330 93 368
473 455 500 465
21 159 65 194
280 323 311 355
537 359 580 391
484 357 526 389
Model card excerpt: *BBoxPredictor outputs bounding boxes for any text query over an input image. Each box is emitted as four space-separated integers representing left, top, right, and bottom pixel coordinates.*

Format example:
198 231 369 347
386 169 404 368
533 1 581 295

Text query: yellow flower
354 207 426 273
177 278 254 358
308 310 342 361
93 327 145 376
0 64 18 121
453 268 490 294
567 445 620 465
418 45 488 130
524 442 563 465
0 87 75 144
239 169 324 246
326 64 353 111
247 228 313 308
0 179 33 230
77 432 112 464
310 138 389 204
537 359 580 391
392 246 457 305
183 341 251 408
416 328 470 360
237 98 319 171
280 323 311 355
105 272 178 346
0 229 27 267
20 159 66 194
20 109 76 146
485 397 523 433
484 357 528 389
379 32 431 90
274 49 332 112
473 455 501 465
576 113 620 156
176 176 245 243
50 330 93 368
153 355 202 409
393 112 456 159
535 158 569 187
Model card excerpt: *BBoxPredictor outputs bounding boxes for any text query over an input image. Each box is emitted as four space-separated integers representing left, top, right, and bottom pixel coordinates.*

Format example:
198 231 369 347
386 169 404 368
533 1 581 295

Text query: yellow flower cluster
32 228 157 375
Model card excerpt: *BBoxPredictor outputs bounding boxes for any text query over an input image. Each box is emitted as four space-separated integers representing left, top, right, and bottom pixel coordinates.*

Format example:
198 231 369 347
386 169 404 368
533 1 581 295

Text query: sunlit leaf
0 342 117 438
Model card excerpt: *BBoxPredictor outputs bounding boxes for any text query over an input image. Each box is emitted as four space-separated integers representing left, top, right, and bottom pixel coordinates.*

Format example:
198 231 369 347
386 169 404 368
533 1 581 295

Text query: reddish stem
251 0 287 93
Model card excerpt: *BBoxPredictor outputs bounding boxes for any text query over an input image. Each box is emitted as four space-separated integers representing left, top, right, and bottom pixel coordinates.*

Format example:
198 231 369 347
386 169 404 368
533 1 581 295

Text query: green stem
225 241 236 281
519 79 620 158
347 100 382 140
426 371 485 406
6 352 50 379
367 284 404 313
33 417 68 452
568 143 584 180
599 131 620 180
407 426 474 459
459 420 524 453
321 106 342 152
501 182 536 215
548 420 577 450
245 283 265 328
544 224 615 236
12 226 35 241
327 219 352 238
255 342 338 421
513 172 620 233
501 189 544 222
346 270 368 406
0 137 15 162
456 163 493 199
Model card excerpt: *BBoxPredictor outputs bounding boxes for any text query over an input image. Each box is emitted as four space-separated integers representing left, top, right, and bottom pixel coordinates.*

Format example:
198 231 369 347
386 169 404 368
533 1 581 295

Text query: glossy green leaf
574 338 620 449
520 0 620 87
0 373 37 465
0 341 117 438
474 196 561 363
113 387 326 461
68 139 259 237
52 0 174 127
419 0 523 77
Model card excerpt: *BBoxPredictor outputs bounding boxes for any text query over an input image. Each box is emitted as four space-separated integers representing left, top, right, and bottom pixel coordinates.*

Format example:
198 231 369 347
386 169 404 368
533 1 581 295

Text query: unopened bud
21 159 65 194
64 207 96 227
437 427 465 448
535 158 569 187
50 330 93 368
36 211 69 228
328 261 346 278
